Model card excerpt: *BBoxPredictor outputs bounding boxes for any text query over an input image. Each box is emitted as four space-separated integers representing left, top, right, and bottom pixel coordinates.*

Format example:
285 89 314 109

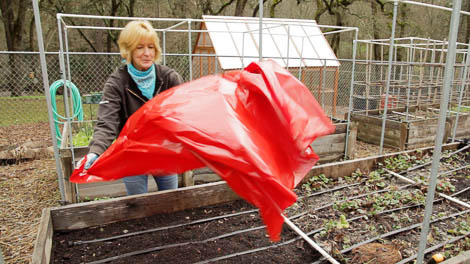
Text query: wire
49 80 84 145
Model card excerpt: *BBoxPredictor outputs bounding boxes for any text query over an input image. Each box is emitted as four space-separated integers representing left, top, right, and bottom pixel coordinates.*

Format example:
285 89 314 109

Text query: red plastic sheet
71 60 335 241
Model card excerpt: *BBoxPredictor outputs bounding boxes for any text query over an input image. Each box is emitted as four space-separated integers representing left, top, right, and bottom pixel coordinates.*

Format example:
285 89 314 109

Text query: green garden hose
49 80 84 145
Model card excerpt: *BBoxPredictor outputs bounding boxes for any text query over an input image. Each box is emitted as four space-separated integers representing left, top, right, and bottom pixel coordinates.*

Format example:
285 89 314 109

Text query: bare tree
251 0 267 17
91 0 125 52
234 0 248 16
370 0 386 60
0 0 28 51
297 0 388 55
0 0 28 96
465 0 470 43
197 0 235 15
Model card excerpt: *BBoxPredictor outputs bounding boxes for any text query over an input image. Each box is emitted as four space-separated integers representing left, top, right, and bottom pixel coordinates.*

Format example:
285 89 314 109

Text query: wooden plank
333 123 347 134
357 133 402 149
358 131 402 142
313 133 345 146
400 122 408 150
313 141 345 155
351 114 402 129
317 153 344 164
408 123 442 136
346 122 358 159
182 170 194 187
332 68 339 117
59 147 89 159
409 121 451 143
32 208 53 264
51 181 239 231
60 155 77 203
357 123 402 138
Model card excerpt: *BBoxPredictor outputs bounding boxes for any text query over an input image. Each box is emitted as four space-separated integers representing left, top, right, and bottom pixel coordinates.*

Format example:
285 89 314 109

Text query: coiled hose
49 80 84 145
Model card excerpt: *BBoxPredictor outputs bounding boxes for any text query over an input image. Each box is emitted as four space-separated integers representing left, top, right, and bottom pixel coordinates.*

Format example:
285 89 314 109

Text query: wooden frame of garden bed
33 142 460 264
350 104 470 150
58 122 357 203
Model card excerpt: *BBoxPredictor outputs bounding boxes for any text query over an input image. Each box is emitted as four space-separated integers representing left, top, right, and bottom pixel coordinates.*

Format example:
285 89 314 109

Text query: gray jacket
89 64 183 155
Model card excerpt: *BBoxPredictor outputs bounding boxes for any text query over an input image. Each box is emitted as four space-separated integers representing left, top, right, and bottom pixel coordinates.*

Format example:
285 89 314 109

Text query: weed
302 173 331 192
323 214 350 233
333 200 360 211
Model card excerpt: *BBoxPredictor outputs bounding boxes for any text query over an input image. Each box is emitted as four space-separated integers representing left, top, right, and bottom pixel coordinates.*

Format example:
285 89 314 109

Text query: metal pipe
259 0 263 60
416 0 462 262
162 31 166 66
379 0 398 154
283 215 340 264
286 25 291 69
188 21 192 81
405 38 413 121
33 0 65 201
451 42 470 141
344 29 359 158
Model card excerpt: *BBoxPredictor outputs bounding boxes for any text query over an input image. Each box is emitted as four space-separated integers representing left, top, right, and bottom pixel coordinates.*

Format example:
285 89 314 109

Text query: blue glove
77 153 99 170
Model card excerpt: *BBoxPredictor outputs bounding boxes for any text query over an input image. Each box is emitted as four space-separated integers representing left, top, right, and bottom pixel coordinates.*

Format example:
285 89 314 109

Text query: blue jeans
123 174 178 195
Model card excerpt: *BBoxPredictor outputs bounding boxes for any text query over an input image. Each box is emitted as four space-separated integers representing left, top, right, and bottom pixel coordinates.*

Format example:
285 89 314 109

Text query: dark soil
52 200 319 264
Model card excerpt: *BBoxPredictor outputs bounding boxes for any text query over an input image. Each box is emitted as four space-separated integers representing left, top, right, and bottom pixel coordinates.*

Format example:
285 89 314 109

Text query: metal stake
32 0 65 201
416 0 462 262
283 215 340 264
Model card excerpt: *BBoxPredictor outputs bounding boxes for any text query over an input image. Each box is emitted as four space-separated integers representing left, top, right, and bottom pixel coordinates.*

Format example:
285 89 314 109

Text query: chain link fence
349 60 470 112
0 51 355 126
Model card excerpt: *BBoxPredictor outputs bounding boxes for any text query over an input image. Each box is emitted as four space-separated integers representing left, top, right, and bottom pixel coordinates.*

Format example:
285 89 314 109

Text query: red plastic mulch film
71 60 335 241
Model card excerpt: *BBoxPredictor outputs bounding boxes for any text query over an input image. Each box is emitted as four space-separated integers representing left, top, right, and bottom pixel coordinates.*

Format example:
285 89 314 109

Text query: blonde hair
118 20 162 64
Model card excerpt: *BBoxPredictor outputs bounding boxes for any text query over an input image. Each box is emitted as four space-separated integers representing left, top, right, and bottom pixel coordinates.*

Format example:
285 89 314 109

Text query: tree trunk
465 0 470 43
396 3 407 61
331 11 343 56
371 0 380 61
0 0 27 96
252 0 267 17
270 0 283 17
234 0 248 16
106 0 121 52
0 0 27 51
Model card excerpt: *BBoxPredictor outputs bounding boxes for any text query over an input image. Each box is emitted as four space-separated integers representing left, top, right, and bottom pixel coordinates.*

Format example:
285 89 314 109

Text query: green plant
82 196 111 202
451 105 470 113
384 154 415 171
302 173 331 192
367 170 386 188
436 178 456 193
333 200 360 211
72 123 94 147
324 214 350 232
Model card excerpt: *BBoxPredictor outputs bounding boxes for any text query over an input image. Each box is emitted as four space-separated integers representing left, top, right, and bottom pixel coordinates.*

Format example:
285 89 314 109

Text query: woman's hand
76 153 99 170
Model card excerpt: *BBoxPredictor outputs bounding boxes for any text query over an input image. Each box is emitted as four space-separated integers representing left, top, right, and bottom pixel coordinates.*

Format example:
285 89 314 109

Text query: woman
80 20 183 195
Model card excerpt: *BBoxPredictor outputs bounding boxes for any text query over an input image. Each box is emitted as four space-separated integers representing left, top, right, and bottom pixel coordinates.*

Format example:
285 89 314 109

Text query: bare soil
0 122 59 264
52 200 319 264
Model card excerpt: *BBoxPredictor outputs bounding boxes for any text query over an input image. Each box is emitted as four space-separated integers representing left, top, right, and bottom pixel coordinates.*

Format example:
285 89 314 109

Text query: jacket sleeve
167 69 184 88
88 75 123 155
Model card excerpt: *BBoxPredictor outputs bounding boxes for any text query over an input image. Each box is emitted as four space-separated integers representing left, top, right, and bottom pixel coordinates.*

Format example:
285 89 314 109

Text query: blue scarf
127 63 156 100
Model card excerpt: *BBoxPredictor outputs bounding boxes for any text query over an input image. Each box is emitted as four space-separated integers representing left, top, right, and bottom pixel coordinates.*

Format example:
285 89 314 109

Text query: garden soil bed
51 145 470 263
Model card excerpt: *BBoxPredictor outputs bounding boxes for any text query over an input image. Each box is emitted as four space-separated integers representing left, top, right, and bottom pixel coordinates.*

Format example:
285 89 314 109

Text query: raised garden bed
350 104 470 150
34 142 470 263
